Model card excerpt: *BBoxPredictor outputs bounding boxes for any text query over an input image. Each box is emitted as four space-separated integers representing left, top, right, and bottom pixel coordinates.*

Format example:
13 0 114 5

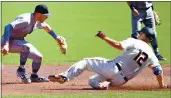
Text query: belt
10 38 24 40
136 7 151 10
116 63 128 82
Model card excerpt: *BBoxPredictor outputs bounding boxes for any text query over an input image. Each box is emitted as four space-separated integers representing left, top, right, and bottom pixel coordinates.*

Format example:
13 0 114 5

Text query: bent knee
29 52 43 62
34 54 43 62
88 77 99 89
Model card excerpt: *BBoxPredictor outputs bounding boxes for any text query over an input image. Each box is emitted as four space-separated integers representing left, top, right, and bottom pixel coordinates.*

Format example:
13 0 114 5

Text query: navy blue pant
131 7 159 54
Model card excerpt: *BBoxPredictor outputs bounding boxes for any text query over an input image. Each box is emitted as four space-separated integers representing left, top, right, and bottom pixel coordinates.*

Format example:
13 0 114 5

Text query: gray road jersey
132 1 153 9
10 13 36 39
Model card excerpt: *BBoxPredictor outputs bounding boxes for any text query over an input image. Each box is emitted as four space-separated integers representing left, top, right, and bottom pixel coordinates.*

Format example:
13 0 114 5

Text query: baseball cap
34 4 51 16
140 27 155 41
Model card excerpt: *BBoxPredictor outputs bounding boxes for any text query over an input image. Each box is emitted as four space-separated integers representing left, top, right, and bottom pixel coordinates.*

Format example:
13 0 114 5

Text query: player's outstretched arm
42 22 67 54
149 64 168 89
1 24 13 56
96 31 123 51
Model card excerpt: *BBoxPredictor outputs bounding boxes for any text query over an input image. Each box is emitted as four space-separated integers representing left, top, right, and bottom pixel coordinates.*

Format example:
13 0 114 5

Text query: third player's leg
143 8 166 60
131 12 142 39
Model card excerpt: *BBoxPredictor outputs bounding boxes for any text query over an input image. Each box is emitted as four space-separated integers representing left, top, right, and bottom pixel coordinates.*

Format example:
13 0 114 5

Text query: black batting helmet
139 27 155 41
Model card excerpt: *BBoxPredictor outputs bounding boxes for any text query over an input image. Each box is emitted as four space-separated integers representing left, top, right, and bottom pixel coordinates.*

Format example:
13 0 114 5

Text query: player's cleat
48 75 68 84
156 54 166 61
16 67 31 84
30 74 49 82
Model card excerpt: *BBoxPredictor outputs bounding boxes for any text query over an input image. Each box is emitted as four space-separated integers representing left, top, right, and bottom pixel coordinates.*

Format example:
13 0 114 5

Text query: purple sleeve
3 24 13 43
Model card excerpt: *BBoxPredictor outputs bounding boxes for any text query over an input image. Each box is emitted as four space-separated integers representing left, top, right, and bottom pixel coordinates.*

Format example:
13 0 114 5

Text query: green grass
1 1 170 98
1 2 170 65
2 91 170 98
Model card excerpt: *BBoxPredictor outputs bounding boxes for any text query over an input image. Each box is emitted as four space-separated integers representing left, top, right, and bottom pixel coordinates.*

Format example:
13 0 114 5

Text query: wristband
49 30 57 39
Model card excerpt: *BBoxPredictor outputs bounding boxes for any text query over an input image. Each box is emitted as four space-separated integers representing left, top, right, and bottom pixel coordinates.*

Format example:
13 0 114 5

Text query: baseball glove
56 36 67 54
96 31 107 39
153 11 161 26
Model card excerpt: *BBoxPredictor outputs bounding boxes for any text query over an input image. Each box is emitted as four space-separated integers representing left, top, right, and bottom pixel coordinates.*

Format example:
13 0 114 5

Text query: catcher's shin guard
48 75 67 84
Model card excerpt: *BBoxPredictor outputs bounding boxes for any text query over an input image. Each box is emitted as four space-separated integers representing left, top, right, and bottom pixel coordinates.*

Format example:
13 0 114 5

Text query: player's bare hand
98 81 110 90
160 84 171 89
56 36 67 55
96 31 107 40
133 9 139 16
1 43 9 56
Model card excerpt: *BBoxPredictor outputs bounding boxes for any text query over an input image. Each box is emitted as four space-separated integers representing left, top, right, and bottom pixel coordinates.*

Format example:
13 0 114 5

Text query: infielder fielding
48 27 168 90
1 4 67 83
127 1 165 61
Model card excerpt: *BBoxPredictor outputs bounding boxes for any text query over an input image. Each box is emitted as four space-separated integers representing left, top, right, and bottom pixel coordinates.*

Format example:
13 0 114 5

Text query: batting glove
96 31 107 40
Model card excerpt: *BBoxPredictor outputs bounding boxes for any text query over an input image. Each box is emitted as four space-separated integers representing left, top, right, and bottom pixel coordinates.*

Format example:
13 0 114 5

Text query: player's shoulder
17 13 31 18
125 38 137 42
16 13 32 21
125 38 148 44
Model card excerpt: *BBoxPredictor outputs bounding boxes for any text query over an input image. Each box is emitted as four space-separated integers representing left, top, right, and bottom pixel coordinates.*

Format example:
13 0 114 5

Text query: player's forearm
127 1 135 11
48 30 58 39
3 24 12 44
151 65 167 88
127 1 131 7
103 37 123 50
156 74 166 88
43 23 60 41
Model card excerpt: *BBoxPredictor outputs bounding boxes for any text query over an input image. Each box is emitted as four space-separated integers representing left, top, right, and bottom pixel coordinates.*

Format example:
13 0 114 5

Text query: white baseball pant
61 57 127 88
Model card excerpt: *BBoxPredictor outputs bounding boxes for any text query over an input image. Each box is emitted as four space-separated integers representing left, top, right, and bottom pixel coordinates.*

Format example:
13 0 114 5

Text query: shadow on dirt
42 88 100 91
2 82 22 85
42 86 170 91
109 85 170 91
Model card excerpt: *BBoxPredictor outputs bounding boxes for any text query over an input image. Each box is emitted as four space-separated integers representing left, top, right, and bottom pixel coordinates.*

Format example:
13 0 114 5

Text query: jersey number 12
133 50 148 66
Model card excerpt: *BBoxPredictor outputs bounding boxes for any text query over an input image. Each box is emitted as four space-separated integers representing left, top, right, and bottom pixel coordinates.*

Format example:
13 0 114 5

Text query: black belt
136 7 151 10
116 63 128 82
10 38 24 40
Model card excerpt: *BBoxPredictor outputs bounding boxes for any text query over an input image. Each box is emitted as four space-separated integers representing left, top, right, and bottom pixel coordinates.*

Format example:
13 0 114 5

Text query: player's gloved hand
1 43 9 56
153 11 161 26
96 31 107 40
56 36 67 55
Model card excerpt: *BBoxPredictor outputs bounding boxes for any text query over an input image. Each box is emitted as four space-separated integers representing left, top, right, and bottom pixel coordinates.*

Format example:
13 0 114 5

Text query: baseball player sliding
48 27 168 89
1 4 67 83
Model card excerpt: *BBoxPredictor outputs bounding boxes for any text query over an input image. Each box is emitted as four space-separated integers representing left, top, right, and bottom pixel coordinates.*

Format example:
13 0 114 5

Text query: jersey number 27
133 50 148 66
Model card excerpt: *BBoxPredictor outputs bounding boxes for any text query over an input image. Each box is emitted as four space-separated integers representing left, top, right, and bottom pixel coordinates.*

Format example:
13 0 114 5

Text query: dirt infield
2 65 170 95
